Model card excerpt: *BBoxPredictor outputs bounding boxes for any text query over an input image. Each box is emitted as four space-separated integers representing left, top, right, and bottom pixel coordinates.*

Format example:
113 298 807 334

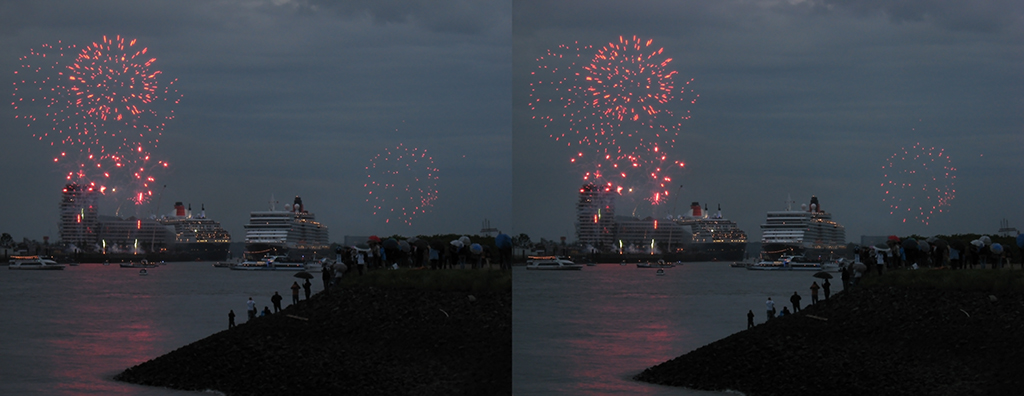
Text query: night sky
1 0 511 242
3 1 1022 248
513 0 1024 244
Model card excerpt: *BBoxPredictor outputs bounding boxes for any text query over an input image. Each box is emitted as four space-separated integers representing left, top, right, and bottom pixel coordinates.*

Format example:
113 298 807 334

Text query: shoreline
634 284 1024 396
115 283 511 395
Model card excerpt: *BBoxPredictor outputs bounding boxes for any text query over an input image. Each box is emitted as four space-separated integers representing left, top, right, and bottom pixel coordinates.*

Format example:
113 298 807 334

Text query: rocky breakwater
115 285 511 395
635 286 1024 396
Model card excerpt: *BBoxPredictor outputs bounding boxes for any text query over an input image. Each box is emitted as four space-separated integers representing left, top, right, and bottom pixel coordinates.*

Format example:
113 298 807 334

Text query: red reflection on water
44 265 170 395
562 288 690 395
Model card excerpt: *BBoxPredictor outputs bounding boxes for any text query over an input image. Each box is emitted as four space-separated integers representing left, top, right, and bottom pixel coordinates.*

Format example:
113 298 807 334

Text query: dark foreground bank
635 285 1024 396
115 284 511 395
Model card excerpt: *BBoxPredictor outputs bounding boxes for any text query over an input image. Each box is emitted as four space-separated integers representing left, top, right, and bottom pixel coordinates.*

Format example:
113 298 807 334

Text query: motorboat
656 269 666 276
525 256 583 270
8 256 65 270
747 256 823 271
139 269 149 276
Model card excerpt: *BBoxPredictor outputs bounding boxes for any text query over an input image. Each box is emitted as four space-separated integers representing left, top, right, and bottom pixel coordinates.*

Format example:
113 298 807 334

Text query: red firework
11 36 180 205
530 36 696 207
881 143 957 225
364 144 440 226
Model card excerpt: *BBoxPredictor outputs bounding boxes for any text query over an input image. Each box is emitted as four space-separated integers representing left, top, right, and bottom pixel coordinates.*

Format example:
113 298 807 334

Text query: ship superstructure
760 195 846 261
243 196 329 261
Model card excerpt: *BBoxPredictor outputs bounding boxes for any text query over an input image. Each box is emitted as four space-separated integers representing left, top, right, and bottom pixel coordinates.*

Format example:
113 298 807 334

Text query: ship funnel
174 202 185 217
294 196 304 213
690 202 701 217
810 196 820 212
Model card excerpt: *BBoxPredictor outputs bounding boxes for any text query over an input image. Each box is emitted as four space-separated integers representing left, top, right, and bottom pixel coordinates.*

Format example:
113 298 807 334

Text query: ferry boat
759 195 847 262
8 256 66 270
637 260 677 268
525 256 583 270
243 196 330 262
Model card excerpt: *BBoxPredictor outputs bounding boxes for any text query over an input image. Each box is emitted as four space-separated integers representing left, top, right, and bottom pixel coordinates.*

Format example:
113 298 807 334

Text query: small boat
120 260 157 268
637 260 675 269
656 269 666 276
525 256 583 270
8 256 66 270
139 269 149 276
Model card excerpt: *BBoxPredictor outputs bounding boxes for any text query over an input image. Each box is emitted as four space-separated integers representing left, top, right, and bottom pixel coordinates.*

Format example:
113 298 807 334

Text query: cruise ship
673 202 748 261
157 202 232 261
759 195 846 261
243 196 330 261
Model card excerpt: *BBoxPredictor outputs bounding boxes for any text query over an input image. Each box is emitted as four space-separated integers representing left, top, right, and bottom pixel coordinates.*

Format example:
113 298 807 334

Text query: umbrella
399 240 411 252
874 243 890 250
450 240 464 248
852 262 867 272
950 239 966 252
470 243 483 254
459 236 471 246
383 238 399 250
495 233 512 249
970 239 984 248
902 238 918 251
430 240 445 251
991 243 1004 254
980 236 992 246
294 271 314 279
1017 234 1024 249
368 235 381 243
813 271 833 279
333 262 348 272
917 239 930 251
887 235 900 242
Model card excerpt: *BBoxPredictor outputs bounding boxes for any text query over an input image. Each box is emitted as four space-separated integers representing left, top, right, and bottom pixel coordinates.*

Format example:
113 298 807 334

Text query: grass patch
338 269 511 293
860 268 1024 292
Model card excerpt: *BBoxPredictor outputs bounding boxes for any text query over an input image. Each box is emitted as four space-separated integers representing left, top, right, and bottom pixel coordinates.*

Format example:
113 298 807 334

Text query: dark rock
634 287 1024 396
115 285 511 396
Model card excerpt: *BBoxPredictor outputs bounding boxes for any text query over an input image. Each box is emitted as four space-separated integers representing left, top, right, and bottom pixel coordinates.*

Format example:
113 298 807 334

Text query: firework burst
530 36 696 208
881 143 957 225
364 144 440 226
11 36 180 205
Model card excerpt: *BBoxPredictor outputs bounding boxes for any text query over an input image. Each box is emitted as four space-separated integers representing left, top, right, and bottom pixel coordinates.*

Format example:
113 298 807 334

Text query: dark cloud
814 0 1024 32
308 0 509 35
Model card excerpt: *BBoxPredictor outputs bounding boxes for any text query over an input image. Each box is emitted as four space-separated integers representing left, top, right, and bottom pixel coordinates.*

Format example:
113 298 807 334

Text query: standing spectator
765 297 775 320
246 297 256 320
790 292 802 313
271 292 283 313
228 310 236 328
322 266 332 291
810 282 820 305
823 279 831 300
291 281 300 305
747 310 755 329
303 279 312 300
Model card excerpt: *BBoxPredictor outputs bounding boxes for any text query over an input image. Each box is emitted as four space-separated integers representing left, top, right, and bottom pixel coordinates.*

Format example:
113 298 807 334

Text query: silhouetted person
747 310 755 329
766 297 775 320
228 310 236 328
271 292 283 313
291 282 300 305
823 279 831 300
810 282 820 305
261 306 271 317
322 266 331 290
303 279 312 300
790 292 801 313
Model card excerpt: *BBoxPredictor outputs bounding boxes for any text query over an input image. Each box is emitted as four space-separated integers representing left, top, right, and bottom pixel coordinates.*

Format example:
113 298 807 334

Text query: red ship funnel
174 202 185 216
690 202 701 217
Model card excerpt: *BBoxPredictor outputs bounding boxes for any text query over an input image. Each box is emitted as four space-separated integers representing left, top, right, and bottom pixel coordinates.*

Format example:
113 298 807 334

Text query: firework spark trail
364 143 440 226
529 36 697 206
11 36 180 205
881 142 957 225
